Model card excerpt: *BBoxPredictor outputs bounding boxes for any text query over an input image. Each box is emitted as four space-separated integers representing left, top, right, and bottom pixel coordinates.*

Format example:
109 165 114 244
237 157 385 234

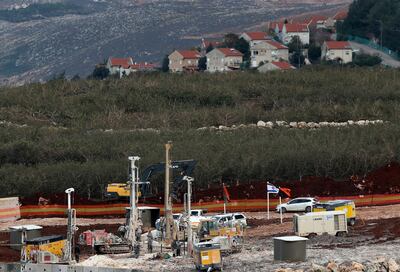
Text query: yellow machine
193 241 222 271
313 200 356 226
106 183 141 198
197 218 244 241
24 235 66 263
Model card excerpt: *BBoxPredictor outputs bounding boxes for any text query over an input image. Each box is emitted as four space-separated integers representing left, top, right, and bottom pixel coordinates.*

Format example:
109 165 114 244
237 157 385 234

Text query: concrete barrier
0 264 133 272
0 197 20 222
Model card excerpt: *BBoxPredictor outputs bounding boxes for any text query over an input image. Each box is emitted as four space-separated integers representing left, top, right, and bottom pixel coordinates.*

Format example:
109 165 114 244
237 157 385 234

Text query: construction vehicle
293 211 348 238
193 241 222 271
80 156 145 257
196 218 244 252
106 160 197 200
21 188 77 264
24 235 67 263
313 199 356 226
78 230 130 254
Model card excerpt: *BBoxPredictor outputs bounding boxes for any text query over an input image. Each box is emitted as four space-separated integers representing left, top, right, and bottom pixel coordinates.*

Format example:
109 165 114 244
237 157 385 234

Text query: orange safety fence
11 193 400 218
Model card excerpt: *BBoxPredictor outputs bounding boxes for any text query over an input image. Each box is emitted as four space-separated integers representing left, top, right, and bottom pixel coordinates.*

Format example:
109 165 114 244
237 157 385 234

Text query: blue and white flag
267 183 279 194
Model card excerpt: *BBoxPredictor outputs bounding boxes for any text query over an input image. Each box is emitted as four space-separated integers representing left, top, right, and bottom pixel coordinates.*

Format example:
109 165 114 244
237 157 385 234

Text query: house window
346 51 350 55
253 50 259 55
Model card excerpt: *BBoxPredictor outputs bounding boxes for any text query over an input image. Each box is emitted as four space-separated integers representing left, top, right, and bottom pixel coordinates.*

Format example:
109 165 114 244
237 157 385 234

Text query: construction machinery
196 217 244 252
24 235 67 263
79 156 144 257
20 188 77 264
106 159 197 200
193 241 222 271
313 199 356 226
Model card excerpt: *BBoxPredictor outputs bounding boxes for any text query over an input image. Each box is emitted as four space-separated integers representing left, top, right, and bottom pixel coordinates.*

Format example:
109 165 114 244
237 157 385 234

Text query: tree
235 38 250 61
308 44 321 63
224 33 239 48
206 44 214 53
90 66 109 80
290 52 305 68
161 55 169 72
198 56 207 71
287 36 303 53
353 54 382 66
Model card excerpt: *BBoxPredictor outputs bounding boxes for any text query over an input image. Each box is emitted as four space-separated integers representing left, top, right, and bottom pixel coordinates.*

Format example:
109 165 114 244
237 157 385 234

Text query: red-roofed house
201 38 224 55
250 40 288 67
281 23 310 45
168 50 201 72
240 32 271 46
322 41 353 63
206 48 243 72
258 61 296 72
304 15 328 29
106 57 134 76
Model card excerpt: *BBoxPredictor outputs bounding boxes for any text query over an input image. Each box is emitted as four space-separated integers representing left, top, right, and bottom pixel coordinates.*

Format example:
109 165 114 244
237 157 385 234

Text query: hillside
0 0 351 85
1 68 400 198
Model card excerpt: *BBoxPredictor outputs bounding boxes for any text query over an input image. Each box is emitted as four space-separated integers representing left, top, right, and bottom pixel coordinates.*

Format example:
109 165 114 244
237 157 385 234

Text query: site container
294 211 347 237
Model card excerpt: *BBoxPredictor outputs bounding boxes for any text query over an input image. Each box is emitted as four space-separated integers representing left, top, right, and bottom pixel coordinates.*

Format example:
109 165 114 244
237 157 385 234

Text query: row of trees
1 68 400 197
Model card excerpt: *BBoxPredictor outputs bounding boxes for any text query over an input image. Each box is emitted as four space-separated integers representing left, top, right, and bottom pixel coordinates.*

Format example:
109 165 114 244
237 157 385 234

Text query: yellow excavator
106 160 197 200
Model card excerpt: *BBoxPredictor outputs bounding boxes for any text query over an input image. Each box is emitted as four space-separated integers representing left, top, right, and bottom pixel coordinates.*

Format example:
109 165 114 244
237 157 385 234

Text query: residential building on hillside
240 32 271 46
258 61 296 72
206 48 243 72
321 41 353 63
280 23 310 45
106 57 134 76
168 50 201 72
304 15 328 29
250 40 288 68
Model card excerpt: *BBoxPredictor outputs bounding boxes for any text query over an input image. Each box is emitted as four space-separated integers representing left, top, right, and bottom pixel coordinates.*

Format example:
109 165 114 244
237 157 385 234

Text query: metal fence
346 35 400 60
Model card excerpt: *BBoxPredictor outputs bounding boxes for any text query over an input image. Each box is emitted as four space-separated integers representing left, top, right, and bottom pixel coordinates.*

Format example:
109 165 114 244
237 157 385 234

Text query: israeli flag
267 184 279 194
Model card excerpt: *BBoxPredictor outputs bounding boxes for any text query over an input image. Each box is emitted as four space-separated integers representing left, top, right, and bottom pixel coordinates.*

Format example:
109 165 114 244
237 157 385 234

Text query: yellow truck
24 235 66 263
313 200 356 226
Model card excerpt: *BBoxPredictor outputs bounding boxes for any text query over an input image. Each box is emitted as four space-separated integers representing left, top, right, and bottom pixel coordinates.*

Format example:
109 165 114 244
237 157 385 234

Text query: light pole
127 156 141 257
64 188 76 263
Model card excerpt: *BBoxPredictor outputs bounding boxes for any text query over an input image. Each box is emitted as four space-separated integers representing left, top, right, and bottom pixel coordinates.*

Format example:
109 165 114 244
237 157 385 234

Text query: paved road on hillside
350 41 400 68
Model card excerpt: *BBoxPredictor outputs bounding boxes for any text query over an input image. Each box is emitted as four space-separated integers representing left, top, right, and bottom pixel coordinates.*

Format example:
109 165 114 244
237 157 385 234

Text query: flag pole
279 196 283 224
267 191 270 220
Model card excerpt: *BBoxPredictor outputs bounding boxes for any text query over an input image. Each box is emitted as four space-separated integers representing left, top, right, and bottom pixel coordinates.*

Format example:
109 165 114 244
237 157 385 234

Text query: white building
206 48 243 72
321 41 353 63
280 23 310 45
106 57 134 77
250 40 289 68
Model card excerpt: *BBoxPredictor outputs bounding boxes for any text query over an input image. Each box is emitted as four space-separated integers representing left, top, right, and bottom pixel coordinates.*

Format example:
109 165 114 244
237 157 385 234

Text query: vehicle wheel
349 218 356 226
280 207 286 214
308 233 317 239
305 206 312 213
336 231 347 237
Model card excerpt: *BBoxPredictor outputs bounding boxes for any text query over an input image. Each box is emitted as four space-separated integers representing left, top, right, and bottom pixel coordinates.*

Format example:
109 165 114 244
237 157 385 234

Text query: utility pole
64 188 76 263
183 176 194 255
164 141 173 243
127 156 141 258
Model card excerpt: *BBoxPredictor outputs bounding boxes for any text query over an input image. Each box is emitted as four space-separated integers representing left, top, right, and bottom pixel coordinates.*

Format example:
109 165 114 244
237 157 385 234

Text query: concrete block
7 263 22 272
67 266 83 272
0 263 8 272
51 265 68 272
82 267 98 272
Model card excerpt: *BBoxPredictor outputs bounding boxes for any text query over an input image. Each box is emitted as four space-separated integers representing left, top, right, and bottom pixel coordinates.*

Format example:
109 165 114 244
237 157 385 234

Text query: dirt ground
1 204 399 271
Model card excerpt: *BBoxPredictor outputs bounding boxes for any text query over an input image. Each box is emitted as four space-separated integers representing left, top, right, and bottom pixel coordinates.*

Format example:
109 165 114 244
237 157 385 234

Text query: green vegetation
341 0 400 52
0 3 92 23
353 54 382 67
1 68 400 198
